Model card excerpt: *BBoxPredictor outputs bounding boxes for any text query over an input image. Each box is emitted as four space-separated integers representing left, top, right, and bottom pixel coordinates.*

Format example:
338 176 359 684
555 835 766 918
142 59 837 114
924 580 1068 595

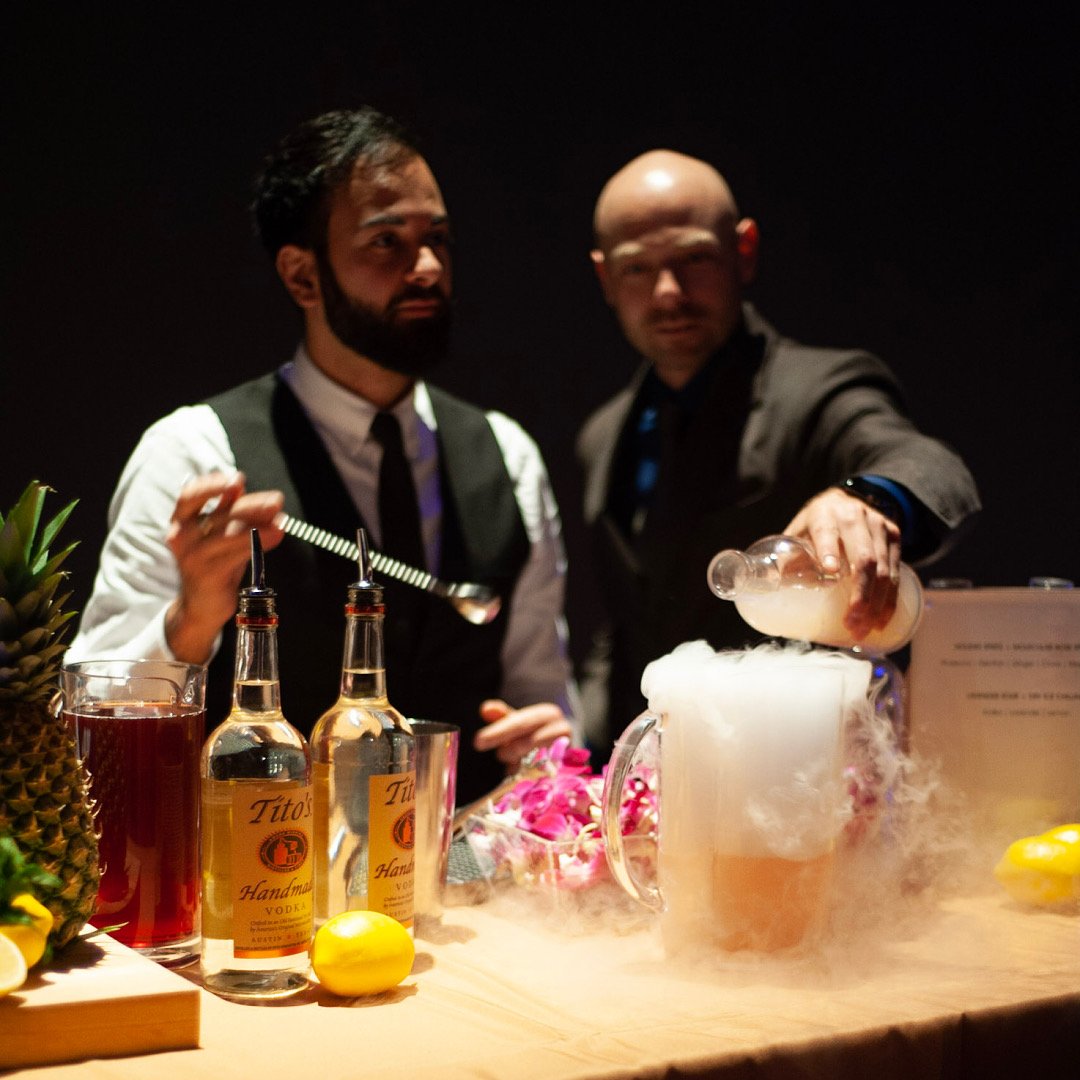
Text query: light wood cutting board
0 933 200 1068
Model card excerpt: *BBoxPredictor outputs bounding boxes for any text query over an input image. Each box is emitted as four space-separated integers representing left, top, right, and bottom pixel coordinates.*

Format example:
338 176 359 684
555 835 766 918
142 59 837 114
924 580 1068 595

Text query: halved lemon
311 911 414 997
0 934 28 997
0 894 54 969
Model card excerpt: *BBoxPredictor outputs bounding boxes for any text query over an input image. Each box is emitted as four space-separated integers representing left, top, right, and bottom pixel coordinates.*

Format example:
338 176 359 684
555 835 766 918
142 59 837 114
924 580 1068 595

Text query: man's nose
406 245 443 286
652 267 682 302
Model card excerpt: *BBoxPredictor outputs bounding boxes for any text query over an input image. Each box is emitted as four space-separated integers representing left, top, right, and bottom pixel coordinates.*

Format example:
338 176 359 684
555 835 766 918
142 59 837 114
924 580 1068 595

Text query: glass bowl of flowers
463 737 657 894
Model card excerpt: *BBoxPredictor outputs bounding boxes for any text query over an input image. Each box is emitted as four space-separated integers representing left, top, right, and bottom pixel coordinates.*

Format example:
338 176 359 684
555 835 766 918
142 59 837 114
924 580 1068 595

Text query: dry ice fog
484 640 985 974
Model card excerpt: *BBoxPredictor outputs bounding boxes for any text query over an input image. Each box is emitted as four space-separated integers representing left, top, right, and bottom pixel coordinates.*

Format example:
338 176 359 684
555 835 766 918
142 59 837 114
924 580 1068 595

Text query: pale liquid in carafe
734 566 922 654
716 851 834 951
659 850 836 953
642 647 854 955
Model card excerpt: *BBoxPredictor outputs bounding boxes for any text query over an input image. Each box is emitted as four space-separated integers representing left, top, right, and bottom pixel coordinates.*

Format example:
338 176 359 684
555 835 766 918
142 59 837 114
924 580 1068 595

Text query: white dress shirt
68 347 580 729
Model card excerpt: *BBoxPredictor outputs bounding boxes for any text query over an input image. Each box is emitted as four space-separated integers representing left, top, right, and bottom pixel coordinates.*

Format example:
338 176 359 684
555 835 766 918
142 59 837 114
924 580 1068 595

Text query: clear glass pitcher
601 644 872 954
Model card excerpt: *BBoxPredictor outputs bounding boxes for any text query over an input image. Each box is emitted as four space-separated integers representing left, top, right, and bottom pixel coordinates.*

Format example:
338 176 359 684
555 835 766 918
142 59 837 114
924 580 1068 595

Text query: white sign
908 588 1080 836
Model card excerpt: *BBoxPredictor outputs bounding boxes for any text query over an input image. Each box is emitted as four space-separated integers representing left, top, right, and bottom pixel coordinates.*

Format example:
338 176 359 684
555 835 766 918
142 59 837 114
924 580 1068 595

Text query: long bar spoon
278 513 502 626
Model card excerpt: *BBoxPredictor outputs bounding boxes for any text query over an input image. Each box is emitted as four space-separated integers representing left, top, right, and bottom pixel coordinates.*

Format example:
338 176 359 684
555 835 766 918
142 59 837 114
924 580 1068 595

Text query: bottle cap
347 527 385 612
238 529 277 620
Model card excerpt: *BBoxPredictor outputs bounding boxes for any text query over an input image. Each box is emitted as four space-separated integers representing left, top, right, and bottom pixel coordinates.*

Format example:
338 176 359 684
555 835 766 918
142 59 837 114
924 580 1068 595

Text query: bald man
577 150 980 753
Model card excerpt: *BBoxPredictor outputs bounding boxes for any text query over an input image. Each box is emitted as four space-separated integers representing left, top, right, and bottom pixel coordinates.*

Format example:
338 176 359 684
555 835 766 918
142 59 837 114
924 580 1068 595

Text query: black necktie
370 411 427 570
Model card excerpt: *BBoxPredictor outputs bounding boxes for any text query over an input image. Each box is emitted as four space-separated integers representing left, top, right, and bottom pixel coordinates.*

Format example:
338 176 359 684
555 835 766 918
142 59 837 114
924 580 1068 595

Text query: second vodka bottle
311 529 416 931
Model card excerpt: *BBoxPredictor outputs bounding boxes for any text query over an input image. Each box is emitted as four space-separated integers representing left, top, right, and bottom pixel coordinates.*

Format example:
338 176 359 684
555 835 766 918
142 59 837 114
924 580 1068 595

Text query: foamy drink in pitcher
603 644 872 954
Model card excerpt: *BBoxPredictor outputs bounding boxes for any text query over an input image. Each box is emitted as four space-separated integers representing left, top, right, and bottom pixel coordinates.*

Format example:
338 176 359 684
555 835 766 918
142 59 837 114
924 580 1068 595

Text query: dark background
3 6 1077 670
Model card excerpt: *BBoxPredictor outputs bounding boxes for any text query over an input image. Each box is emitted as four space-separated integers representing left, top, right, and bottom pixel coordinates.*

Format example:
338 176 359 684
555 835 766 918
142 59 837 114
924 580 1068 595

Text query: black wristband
838 476 904 526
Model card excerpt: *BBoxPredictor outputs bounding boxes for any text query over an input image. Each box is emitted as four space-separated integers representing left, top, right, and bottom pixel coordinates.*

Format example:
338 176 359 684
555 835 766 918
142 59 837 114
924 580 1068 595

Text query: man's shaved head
590 150 758 387
594 150 740 253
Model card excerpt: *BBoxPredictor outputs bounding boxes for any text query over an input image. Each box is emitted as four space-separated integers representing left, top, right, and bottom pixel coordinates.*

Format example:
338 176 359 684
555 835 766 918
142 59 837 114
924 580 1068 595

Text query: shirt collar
640 313 756 414
281 344 437 460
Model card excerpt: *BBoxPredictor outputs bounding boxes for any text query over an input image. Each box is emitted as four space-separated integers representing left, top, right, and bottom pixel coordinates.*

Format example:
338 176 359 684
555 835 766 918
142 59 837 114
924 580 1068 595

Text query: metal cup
410 720 460 934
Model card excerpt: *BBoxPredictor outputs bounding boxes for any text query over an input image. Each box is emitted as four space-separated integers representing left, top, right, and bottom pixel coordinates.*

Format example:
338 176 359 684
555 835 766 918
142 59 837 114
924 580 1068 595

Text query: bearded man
69 107 576 802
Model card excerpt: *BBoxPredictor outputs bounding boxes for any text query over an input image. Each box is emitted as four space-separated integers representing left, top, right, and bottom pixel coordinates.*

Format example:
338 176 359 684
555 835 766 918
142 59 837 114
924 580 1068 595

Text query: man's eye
683 249 721 267
426 231 451 248
370 233 400 249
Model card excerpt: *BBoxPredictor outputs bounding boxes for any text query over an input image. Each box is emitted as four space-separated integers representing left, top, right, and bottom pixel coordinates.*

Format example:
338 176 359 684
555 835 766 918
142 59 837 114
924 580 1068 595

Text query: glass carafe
601 644 872 954
707 534 923 654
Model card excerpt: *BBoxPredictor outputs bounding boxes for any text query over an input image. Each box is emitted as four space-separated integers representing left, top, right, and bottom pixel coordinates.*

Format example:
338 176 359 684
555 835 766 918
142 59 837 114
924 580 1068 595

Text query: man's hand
474 699 574 769
784 488 901 640
163 472 285 663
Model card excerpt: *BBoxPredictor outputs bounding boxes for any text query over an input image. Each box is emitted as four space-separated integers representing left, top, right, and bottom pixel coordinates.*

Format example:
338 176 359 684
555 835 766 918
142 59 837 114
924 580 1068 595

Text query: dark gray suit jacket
576 305 980 753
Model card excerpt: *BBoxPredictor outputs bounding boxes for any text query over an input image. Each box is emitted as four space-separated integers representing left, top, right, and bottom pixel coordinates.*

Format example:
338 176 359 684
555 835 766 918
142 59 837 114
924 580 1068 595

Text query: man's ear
591 248 614 303
734 219 760 285
275 245 321 309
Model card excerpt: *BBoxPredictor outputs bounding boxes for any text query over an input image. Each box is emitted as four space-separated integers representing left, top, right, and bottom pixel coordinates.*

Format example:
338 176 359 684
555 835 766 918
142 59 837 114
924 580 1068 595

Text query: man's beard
315 253 453 378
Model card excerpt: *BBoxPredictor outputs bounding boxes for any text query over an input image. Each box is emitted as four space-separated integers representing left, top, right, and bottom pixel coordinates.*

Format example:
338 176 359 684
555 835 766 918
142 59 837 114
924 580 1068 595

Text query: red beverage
68 703 203 951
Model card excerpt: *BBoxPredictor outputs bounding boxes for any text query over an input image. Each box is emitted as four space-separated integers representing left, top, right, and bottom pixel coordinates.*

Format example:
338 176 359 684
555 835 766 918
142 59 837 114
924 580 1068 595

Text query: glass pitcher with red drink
61 659 205 966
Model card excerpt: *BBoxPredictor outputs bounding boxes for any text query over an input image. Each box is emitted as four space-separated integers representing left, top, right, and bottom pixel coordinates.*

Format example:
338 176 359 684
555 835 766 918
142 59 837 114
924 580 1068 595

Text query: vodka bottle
200 531 313 998
708 534 924 654
311 529 416 931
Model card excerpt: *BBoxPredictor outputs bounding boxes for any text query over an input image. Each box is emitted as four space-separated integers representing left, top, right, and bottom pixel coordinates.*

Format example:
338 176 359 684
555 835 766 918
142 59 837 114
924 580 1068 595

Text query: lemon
0 894 54 970
994 828 1080 907
0 933 28 997
1043 823 1080 847
311 911 414 997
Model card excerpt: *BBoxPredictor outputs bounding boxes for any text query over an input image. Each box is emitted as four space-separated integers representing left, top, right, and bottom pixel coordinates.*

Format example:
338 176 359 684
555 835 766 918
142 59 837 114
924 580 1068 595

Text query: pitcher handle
601 710 662 912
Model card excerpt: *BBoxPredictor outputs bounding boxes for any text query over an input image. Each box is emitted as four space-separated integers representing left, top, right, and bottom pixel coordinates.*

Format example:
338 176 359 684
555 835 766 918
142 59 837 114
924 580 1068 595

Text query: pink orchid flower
486 740 658 888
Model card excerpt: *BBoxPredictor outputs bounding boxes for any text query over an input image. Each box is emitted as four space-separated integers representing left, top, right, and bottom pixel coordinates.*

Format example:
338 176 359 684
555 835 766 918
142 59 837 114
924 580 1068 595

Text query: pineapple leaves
34 502 78 569
0 484 78 591
0 482 80 703
0 483 48 564
0 521 23 578
37 541 79 583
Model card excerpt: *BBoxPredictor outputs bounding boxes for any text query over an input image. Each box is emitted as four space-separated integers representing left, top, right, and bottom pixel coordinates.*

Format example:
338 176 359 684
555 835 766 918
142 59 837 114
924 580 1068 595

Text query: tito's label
231 783 314 958
367 771 415 928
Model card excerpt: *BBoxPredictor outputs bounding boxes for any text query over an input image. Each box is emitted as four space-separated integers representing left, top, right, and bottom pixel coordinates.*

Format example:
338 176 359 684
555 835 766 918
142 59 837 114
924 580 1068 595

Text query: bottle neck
232 616 282 714
709 536 836 600
339 608 388 702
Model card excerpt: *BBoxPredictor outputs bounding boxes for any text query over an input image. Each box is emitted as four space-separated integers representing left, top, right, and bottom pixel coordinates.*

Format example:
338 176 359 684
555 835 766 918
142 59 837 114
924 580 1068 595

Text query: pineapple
0 481 100 948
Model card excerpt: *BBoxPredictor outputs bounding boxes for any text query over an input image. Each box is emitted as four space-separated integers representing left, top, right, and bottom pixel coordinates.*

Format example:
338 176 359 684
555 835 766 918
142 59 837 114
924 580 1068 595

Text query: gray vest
206 373 531 804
